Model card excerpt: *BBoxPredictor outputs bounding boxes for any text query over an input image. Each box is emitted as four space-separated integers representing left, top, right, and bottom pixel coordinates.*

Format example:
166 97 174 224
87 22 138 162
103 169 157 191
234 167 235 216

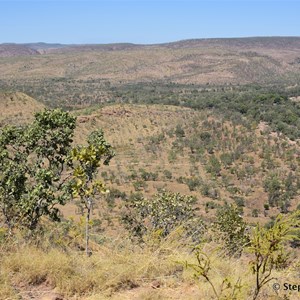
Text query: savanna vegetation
1 37 300 299
0 98 300 299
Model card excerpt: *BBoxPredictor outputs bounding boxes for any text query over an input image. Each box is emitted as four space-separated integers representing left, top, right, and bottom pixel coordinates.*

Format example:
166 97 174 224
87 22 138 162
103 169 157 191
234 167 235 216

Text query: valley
1 37 300 300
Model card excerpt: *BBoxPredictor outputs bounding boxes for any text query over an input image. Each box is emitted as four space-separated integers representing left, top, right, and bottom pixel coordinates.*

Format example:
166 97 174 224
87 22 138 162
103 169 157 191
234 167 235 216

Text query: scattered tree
70 129 115 256
0 109 76 231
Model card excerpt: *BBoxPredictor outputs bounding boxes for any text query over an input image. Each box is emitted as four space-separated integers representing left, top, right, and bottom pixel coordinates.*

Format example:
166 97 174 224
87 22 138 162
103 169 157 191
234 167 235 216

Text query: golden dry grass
1 231 299 300
0 92 45 125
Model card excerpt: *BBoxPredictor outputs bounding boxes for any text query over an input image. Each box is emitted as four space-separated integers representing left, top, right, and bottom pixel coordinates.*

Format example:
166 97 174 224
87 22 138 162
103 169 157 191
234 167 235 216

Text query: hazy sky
1 0 300 44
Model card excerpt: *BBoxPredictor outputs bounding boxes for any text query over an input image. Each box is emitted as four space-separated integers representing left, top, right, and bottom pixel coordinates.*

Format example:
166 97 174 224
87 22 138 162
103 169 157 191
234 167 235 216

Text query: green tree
206 155 221 177
213 204 249 257
122 191 205 242
263 173 282 207
0 109 76 231
248 211 300 300
174 124 185 138
70 129 115 255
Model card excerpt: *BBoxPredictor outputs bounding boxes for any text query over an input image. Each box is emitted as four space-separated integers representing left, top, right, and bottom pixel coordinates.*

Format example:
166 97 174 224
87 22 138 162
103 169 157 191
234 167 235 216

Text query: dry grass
0 231 192 299
0 92 44 125
1 96 300 299
1 232 299 300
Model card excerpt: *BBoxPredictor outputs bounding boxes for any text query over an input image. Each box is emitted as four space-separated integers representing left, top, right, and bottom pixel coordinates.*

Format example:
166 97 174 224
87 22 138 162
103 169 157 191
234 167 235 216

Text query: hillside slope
1 95 300 300
0 92 45 125
0 44 39 57
66 103 300 224
0 37 299 86
0 93 298 222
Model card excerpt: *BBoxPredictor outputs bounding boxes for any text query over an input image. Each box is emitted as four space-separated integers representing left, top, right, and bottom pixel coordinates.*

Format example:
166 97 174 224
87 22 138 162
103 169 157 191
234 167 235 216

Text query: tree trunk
86 198 92 256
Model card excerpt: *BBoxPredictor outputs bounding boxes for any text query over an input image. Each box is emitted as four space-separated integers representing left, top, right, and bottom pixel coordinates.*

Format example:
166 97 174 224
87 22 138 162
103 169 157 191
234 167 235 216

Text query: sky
1 0 300 44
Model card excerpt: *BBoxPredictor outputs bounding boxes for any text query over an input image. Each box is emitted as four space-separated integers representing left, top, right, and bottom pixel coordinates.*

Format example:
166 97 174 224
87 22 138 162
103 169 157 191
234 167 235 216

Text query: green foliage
206 155 221 177
0 109 76 230
174 124 185 138
263 173 282 207
70 129 114 198
199 131 211 142
213 204 249 257
122 191 205 242
247 211 300 300
70 129 115 255
263 172 297 212
132 179 147 191
220 152 234 168
105 187 127 207
185 246 243 300
112 83 300 140
187 212 300 300
139 168 158 181
163 169 173 180
251 209 259 218
233 196 245 208
185 177 202 191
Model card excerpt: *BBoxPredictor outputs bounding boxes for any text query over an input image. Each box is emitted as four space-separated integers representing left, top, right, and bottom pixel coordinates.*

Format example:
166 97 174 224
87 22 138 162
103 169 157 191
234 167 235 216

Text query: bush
0 109 76 231
122 191 205 241
185 177 202 191
206 155 221 177
163 169 173 180
233 196 245 207
213 204 249 257
174 124 185 138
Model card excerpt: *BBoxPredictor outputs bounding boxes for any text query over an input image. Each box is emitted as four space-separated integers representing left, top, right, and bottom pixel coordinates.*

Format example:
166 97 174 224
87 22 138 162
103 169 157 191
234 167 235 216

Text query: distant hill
44 43 142 54
161 36 300 49
22 36 300 52
0 37 299 86
0 36 300 109
0 44 39 57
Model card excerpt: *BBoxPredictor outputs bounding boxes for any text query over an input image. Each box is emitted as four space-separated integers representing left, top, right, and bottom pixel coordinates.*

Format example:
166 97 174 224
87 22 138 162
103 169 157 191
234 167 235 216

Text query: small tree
206 155 221 177
248 211 300 300
0 109 76 231
185 246 243 300
122 190 205 243
263 173 282 207
213 204 249 257
70 130 114 255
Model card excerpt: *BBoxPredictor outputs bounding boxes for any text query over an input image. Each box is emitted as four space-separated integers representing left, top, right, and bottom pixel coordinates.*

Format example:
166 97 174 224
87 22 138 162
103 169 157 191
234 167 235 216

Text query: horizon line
1 35 300 46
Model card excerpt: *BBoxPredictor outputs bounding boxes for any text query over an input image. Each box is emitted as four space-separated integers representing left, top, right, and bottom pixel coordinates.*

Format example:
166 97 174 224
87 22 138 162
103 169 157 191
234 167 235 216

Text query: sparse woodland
1 38 300 299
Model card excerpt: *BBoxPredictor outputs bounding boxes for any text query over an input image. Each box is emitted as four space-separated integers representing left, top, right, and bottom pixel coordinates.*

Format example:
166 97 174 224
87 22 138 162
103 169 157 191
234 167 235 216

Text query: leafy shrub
122 191 205 242
233 196 245 208
206 155 221 177
185 177 202 191
220 152 234 168
213 204 249 257
163 169 173 180
174 124 185 138
248 211 300 300
139 168 158 181
105 188 127 207
0 109 76 231
263 173 282 207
